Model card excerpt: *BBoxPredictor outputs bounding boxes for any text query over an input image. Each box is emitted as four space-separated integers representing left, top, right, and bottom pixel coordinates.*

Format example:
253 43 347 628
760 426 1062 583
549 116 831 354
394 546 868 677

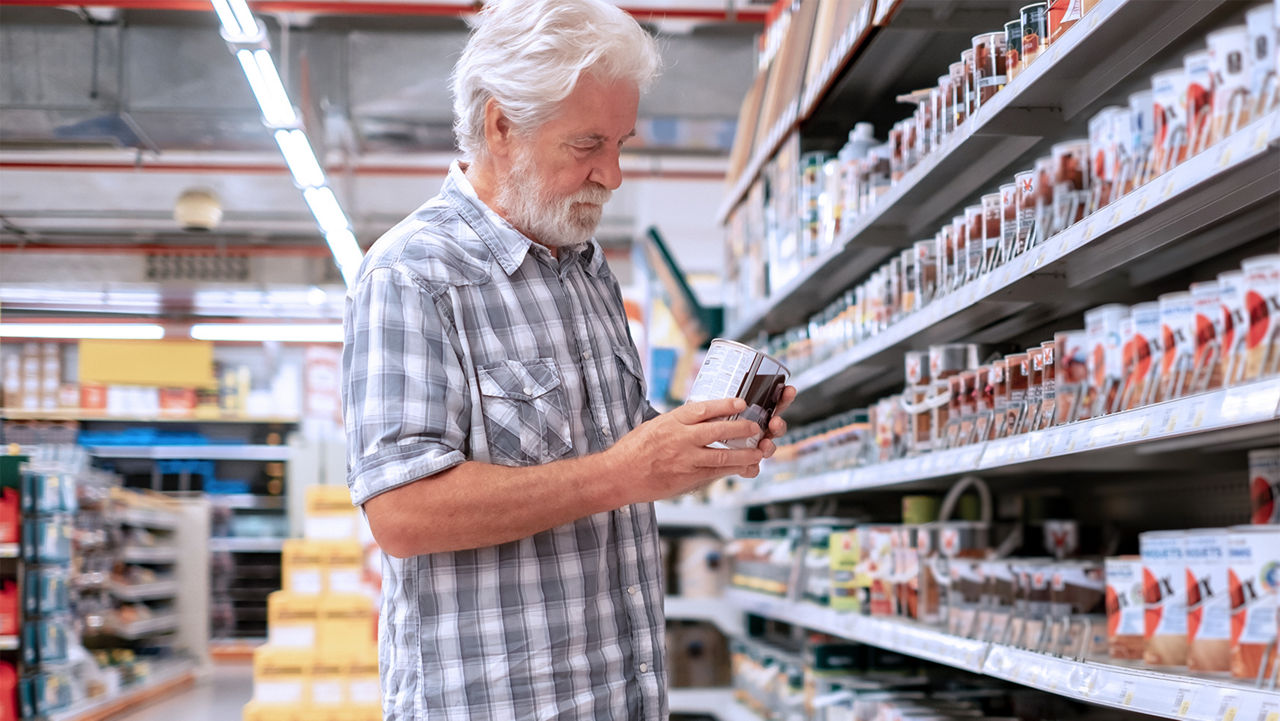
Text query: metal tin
1184 528 1231 673
1005 20 1023 83
1140 530 1189 667
687 339 790 450
1020 3 1049 69
1227 524 1280 680
972 31 1007 107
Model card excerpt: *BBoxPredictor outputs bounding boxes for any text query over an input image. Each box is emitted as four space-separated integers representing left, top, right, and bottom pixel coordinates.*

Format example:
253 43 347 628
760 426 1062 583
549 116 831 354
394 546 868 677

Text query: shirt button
639 662 648 673
627 585 637 596
523 387 533 395
581 350 592 360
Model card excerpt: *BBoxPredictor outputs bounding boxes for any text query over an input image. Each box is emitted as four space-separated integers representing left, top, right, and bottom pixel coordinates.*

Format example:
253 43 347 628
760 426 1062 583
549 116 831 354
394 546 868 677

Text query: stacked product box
241 485 381 721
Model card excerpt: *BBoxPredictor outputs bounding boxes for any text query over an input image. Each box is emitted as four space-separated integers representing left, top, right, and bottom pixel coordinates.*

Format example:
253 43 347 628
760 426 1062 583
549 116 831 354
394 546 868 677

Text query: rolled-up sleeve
342 265 469 506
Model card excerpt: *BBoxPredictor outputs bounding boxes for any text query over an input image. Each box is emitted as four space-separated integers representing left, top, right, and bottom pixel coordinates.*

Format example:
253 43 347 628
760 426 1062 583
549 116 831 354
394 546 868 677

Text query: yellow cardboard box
252 647 312 708
267 592 319 649
309 656 347 708
282 540 324 595
347 646 381 708
317 594 376 657
319 540 364 594
305 486 358 540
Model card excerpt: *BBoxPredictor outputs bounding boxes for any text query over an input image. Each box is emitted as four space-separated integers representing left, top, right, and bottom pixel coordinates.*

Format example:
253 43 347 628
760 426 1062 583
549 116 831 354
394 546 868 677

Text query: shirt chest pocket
476 358 573 466
614 347 648 429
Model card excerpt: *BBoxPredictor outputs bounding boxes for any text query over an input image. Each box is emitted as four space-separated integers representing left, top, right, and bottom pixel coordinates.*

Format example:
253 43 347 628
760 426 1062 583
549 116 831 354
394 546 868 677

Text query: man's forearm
362 453 626 558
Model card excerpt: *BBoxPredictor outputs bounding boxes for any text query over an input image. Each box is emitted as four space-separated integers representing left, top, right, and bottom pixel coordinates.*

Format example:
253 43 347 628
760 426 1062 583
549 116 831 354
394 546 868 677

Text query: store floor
116 663 253 720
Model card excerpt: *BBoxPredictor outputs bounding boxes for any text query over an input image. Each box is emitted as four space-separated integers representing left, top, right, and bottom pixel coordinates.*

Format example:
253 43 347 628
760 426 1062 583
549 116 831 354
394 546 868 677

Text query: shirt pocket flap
613 347 645 381
477 358 562 401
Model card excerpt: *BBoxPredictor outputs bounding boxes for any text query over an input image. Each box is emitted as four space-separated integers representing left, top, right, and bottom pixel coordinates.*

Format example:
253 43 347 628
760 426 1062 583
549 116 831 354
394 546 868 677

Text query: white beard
496 147 612 249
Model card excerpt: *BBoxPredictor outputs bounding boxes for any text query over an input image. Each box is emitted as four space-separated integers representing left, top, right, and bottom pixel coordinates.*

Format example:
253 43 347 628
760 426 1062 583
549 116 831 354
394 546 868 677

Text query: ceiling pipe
0 0 766 22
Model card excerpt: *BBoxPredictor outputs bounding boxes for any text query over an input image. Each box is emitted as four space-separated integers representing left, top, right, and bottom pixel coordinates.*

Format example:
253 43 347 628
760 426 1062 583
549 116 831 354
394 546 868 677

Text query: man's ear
483 98 515 161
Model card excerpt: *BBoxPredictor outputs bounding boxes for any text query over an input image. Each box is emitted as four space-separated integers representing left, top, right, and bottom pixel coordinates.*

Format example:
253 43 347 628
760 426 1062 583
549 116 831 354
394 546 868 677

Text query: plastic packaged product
914 239 937 306
1248 448 1280 524
948 559 985 638
1241 254 1280 380
987 359 1010 439
1218 270 1250 385
950 214 967 292
1030 156 1054 248
934 76 953 147
1050 139 1090 235
961 205 983 284
1048 0 1084 43
900 248 917 316
1183 50 1215 157
972 31 1008 107
1189 281 1224 392
1246 4 1278 116
1105 556 1145 660
1048 560 1107 658
1055 330 1089 424
961 48 978 118
1088 107 1122 213
1152 69 1190 176
1004 352 1029 437
949 61 969 129
1158 291 1195 401
1140 530 1188 666
1084 304 1127 417
1014 169 1036 256
1184 529 1231 673
1125 89 1157 191
1037 340 1057 430
1207 25 1253 144
1021 347 1044 434
1120 302 1161 410
980 193 1002 273
1005 20 1023 83
1020 3 1049 70
934 226 952 297
887 256 903 325
1227 525 1280 680
979 560 1017 643
999 182 1018 268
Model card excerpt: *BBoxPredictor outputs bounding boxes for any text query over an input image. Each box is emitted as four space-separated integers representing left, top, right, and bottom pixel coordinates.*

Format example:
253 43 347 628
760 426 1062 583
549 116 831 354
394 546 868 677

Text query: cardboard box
282 540 324 595
305 486 358 540
317 594 376 657
252 647 312 707
266 592 319 649
347 648 381 708
319 540 365 594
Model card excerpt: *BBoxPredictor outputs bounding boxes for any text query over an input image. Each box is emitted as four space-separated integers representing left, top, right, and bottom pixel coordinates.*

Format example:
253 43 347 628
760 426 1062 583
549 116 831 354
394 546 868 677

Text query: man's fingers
735 464 762 479
757 438 777 458
691 419 760 446
693 446 764 469
773 385 798 416
674 397 746 424
765 415 788 440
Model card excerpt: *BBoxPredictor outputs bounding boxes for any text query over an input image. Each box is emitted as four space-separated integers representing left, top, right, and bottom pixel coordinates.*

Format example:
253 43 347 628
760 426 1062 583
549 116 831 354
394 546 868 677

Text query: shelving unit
725 588 1280 721
109 580 180 603
1 410 299 425
654 500 739 539
208 537 286 553
85 445 291 461
43 658 197 721
664 596 745 638
668 687 754 721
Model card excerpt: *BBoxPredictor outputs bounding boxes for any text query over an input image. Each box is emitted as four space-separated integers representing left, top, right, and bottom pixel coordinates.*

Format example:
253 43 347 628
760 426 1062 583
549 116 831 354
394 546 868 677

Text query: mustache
568 183 611 206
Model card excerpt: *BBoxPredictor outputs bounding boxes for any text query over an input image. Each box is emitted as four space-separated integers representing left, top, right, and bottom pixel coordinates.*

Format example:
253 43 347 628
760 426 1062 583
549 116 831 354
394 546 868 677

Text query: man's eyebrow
569 130 637 144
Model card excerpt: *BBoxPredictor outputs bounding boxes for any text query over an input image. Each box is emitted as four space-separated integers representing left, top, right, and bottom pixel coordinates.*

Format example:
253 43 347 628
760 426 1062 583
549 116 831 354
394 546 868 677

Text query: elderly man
342 0 793 718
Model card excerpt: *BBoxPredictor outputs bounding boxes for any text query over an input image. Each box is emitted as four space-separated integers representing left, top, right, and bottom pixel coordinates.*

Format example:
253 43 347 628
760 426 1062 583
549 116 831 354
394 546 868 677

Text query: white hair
451 0 662 161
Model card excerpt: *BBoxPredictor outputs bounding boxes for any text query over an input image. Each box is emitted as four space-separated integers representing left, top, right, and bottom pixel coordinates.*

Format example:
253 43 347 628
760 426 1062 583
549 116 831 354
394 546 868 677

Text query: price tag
1121 680 1136 707
1172 686 1194 717
1257 701 1280 721
1136 193 1151 214
1216 695 1238 721
1083 222 1096 241
1163 178 1176 199
1034 250 1047 269
1165 409 1181 433
1218 146 1234 168
1255 124 1270 151
1110 207 1123 227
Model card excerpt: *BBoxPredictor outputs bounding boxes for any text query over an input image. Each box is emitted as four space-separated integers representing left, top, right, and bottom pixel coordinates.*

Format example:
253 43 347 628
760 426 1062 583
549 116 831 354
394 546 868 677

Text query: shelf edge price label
1121 680 1136 707
1172 686 1195 718
1216 695 1238 721
1258 701 1280 721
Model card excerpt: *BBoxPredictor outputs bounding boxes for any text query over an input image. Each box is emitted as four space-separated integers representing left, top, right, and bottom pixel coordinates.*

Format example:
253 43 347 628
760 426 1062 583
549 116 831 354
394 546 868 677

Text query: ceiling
0 1 760 313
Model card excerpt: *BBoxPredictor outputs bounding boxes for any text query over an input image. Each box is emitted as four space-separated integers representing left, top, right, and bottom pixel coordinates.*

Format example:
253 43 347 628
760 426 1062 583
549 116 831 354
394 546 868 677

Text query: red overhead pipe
0 0 766 22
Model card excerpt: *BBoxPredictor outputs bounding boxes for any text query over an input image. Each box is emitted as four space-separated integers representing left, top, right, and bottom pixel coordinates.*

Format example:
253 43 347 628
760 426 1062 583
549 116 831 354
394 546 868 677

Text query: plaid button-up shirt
342 162 667 720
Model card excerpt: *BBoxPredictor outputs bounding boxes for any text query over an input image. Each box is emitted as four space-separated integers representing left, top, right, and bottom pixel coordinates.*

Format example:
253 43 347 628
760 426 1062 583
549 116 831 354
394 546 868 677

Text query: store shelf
210 637 265 661
113 508 178 531
654 500 739 539
984 645 1280 721
0 409 299 424
725 589 1280 720
46 659 196 721
209 537 285 553
724 0 1249 343
0 635 18 651
737 378 1280 505
0 543 18 558
666 596 745 637
86 444 291 461
110 580 179 602
120 546 178 564
668 688 756 721
113 613 180 639
783 110 1280 422
207 494 286 510
725 589 987 673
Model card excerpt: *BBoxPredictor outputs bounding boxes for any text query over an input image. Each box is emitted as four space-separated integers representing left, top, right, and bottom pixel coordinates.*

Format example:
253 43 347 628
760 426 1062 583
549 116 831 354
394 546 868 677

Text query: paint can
686 339 790 450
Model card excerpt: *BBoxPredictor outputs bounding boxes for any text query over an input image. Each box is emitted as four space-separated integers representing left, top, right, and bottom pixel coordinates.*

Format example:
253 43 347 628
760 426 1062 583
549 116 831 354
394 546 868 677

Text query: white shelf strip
208 537 285 553
0 543 18 559
110 580 179 602
654 501 739 539
114 613 180 639
725 589 1280 720
120 546 178 564
734 378 1280 505
86 444 291 460
46 659 196 721
114 508 179 531
667 688 757 721
665 596 745 638
0 635 17 651
787 109 1280 399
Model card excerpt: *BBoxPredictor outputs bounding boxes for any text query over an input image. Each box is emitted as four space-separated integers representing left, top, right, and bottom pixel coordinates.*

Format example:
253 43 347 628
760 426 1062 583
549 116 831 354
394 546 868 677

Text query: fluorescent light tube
323 228 364 286
189 324 343 343
0 324 165 340
274 129 325 188
210 0 251 39
225 0 258 38
303 186 350 235
236 49 297 128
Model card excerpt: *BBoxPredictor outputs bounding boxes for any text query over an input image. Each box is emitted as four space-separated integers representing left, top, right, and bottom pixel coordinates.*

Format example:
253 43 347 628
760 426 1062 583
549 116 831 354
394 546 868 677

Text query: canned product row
739 3 1279 364
764 253 1280 476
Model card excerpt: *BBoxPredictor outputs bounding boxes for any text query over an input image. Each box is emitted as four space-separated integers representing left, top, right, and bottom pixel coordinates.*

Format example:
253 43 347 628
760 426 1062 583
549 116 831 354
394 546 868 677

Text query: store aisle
116 663 253 720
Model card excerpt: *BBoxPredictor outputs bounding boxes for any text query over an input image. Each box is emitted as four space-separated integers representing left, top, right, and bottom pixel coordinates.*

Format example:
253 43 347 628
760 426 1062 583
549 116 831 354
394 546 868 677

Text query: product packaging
1031 155 1054 248
1048 560 1107 658
1152 69 1190 176
964 204 984 284
1084 304 1127 418
1245 4 1278 117
1055 330 1089 424
1105 556 1145 660
1050 139 1090 235
1183 50 1215 156
1048 0 1083 44
1020 3 1049 70
1184 529 1232 673
1241 254 1280 380
687 339 790 449
1140 530 1188 666
1126 90 1157 191
1014 169 1036 256
981 193 1002 273
1248 448 1280 524
1005 20 1023 83
999 182 1018 268
1158 291 1195 402
972 31 1008 107
1218 270 1250 386
1207 25 1253 144
1120 302 1162 410
1189 281 1224 392
1088 107 1121 213
1227 525 1280 680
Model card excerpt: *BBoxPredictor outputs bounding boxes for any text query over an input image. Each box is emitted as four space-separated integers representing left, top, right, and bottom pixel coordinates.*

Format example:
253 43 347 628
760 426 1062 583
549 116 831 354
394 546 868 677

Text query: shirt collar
442 161 603 278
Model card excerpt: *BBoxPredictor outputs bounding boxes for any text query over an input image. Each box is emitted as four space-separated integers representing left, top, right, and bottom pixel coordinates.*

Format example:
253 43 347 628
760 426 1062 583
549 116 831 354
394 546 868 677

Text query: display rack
85 445 291 461
725 589 1280 721
0 410 299 425
668 687 753 721
44 658 196 721
735 378 1280 505
208 537 286 553
722 0 1258 343
664 596 745 638
654 500 739 540
782 112 1280 422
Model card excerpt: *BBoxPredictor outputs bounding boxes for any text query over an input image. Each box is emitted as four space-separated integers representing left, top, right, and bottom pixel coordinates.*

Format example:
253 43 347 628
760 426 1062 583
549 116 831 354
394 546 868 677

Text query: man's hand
756 385 797 461
606 398 765 503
